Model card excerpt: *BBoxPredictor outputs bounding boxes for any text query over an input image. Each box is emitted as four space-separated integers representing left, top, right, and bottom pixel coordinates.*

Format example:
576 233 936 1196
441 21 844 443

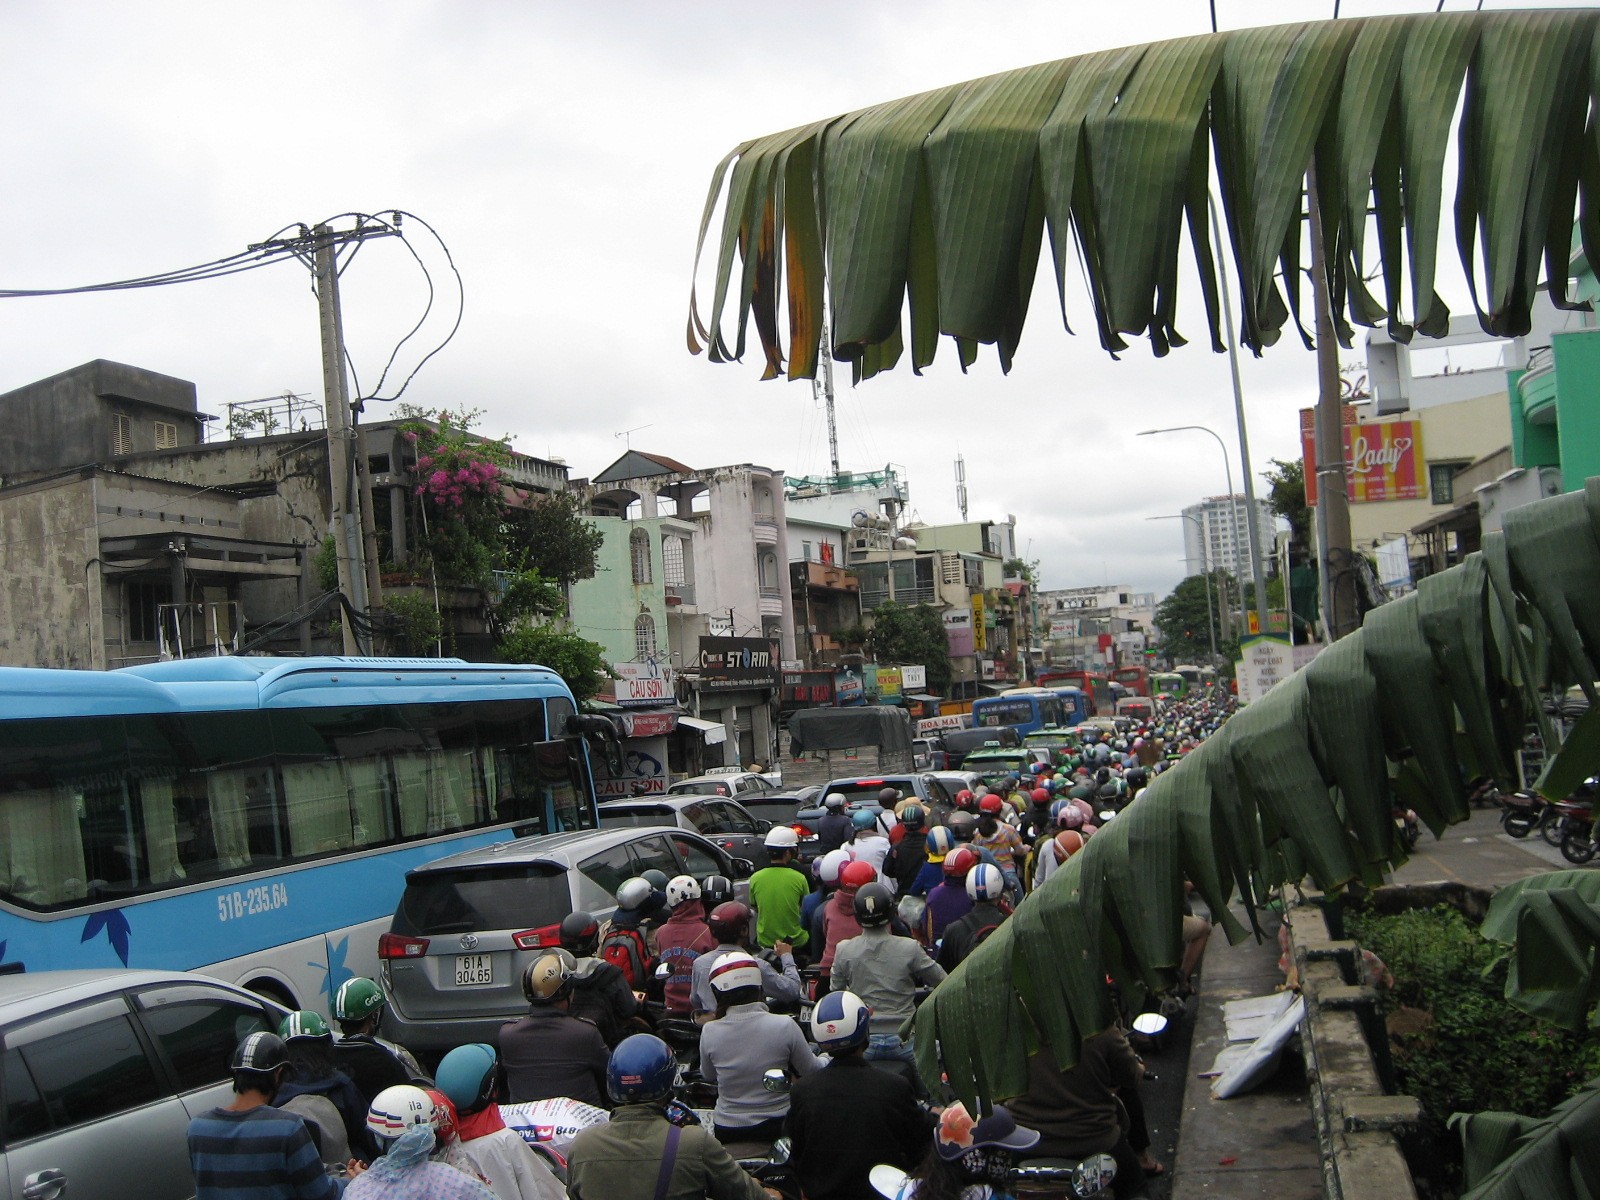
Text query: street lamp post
1139 425 1253 635
1148 514 1218 665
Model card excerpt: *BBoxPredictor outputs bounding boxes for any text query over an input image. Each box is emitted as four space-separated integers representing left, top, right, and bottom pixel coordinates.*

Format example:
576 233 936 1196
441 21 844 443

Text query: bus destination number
217 883 290 922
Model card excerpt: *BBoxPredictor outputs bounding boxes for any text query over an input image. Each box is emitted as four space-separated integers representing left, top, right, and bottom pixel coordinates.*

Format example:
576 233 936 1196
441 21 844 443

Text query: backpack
600 924 651 989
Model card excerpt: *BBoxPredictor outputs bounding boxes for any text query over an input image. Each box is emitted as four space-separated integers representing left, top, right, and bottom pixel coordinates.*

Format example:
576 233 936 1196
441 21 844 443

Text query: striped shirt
187 1104 344 1200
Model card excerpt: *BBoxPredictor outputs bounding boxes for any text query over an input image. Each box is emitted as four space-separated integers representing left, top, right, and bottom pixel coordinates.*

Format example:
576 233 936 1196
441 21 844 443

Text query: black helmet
640 868 671 895
701 874 735 907
559 911 601 955
899 803 927 831
853 881 894 927
948 811 977 842
231 1031 288 1080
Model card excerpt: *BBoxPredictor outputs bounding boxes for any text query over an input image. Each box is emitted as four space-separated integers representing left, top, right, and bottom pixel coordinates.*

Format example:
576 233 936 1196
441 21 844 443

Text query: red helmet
978 794 1004 815
1030 788 1050 803
942 846 978 879
840 860 877 891
954 789 974 809
707 901 752 945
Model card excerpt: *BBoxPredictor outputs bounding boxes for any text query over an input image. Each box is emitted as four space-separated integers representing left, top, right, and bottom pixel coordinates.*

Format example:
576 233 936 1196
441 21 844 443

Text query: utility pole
1306 170 1357 640
313 223 370 654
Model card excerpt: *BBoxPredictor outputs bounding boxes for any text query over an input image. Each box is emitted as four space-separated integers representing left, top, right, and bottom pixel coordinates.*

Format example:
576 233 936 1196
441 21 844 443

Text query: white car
665 771 776 798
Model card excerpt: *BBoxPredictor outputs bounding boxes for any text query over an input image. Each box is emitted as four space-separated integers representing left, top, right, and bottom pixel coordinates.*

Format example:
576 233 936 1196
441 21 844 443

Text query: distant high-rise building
1181 495 1278 581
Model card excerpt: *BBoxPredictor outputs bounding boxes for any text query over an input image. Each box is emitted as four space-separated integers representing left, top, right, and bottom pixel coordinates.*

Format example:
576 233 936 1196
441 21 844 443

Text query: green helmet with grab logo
279 1009 332 1043
333 976 387 1023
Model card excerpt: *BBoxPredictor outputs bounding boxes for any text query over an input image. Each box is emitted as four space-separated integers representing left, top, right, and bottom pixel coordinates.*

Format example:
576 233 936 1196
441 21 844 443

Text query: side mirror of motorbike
1098 810 1117 823
761 1068 791 1094
1072 1152 1119 1197
1131 1012 1168 1037
654 961 672 981
769 1136 792 1165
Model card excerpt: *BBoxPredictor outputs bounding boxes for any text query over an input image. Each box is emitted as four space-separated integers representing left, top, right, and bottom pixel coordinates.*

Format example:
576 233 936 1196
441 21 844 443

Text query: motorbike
1556 795 1599 865
1499 790 1545 840
869 1153 1118 1199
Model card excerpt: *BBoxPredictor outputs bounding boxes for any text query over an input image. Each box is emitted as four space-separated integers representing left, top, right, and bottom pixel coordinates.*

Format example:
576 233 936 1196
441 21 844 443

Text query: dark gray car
599 796 773 869
0 969 287 1200
380 826 753 1054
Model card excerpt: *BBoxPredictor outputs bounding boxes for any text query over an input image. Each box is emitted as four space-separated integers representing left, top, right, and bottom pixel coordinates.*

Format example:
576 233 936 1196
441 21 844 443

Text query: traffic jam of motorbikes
202 690 1239 1200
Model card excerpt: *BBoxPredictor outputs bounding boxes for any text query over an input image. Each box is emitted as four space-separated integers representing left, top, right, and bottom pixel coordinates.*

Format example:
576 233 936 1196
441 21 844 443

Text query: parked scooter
1557 794 1599 864
1499 790 1546 839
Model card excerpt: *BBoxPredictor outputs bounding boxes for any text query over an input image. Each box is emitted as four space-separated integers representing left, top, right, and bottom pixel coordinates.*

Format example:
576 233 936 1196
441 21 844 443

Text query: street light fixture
1148 514 1218 665
1138 425 1249 634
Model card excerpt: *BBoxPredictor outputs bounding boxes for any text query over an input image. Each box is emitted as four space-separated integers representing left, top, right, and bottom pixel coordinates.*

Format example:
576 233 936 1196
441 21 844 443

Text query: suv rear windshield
828 779 918 803
598 806 678 829
393 865 570 936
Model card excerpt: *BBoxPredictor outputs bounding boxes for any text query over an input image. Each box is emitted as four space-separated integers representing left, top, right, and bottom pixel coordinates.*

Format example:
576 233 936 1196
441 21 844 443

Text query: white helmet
665 875 702 907
823 792 847 810
367 1084 436 1142
764 825 800 850
966 863 1006 902
817 848 851 884
708 951 764 994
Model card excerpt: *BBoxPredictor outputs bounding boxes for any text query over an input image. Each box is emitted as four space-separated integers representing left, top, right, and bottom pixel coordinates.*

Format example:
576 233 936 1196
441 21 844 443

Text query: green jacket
565 1104 769 1200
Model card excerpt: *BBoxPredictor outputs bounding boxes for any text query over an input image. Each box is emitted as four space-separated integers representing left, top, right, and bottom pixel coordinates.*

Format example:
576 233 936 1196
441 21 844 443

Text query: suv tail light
379 933 430 959
513 925 563 951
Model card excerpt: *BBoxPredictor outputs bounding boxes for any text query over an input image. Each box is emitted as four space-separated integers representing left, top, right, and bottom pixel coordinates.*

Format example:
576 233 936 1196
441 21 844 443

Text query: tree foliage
505 491 606 591
1264 457 1310 549
865 601 953 693
1154 573 1231 664
497 622 613 703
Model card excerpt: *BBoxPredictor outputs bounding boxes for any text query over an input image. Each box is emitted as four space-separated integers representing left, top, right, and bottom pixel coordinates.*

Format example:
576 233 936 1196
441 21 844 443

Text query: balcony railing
758 584 783 599
860 583 938 609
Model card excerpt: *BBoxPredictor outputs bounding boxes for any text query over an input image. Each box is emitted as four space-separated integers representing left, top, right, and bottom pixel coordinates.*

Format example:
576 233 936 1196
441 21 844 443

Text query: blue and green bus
0 657 600 1011
972 689 1066 737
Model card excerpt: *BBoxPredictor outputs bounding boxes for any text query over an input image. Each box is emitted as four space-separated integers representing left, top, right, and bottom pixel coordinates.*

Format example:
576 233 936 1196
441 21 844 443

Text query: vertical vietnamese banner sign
971 594 986 651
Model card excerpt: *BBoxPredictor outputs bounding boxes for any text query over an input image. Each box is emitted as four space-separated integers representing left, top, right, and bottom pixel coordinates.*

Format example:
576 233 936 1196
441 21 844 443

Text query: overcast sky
0 0 1582 599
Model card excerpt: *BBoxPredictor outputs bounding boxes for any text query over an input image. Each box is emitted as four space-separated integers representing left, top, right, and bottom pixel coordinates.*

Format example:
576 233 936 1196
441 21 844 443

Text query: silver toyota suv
0 969 287 1200
380 826 753 1055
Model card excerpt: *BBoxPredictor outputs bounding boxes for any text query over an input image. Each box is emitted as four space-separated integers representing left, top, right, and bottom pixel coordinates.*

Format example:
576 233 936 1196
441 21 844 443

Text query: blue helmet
607 1034 677 1104
810 990 872 1051
851 808 879 831
435 1043 500 1115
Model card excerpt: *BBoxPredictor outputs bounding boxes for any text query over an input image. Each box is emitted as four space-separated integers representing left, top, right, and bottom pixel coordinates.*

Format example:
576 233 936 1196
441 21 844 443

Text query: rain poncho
346 1127 498 1200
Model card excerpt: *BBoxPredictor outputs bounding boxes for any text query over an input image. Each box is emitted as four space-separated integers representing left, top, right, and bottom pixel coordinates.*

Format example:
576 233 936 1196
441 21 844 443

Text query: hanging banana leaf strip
1504 489 1600 700
1481 529 1558 749
1162 749 1250 944
1482 872 1600 1031
1449 1109 1553 1195
1536 704 1600 802
1418 555 1514 783
1361 592 1464 829
691 12 1600 374
1304 630 1397 868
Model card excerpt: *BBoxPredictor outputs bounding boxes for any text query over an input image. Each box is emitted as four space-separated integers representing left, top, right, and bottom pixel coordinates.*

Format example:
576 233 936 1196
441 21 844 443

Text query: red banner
1300 408 1425 504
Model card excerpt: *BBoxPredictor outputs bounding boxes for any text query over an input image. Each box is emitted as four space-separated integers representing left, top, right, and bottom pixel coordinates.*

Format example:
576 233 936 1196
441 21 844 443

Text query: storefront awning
677 715 727 745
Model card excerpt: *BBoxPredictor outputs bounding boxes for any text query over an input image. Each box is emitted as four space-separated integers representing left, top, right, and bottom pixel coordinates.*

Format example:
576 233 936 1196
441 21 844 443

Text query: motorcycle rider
350 1086 498 1200
1033 827 1084 891
748 825 812 957
656 875 717 1015
938 864 1011 971
560 909 641 1047
888 1102 1041 1200
829 882 945 1074
817 859 878 977
332 977 422 1104
909 827 954 898
698 951 821 1143
849 807 896 890
787 991 932 1200
187 1031 362 1199
275 1009 374 1165
805 848 851 949
922 846 977 945
883 804 929 895
816 792 855 854
564 1034 778 1200
497 950 610 1107
434 1042 567 1200
690 900 803 1016
971 795 1026 896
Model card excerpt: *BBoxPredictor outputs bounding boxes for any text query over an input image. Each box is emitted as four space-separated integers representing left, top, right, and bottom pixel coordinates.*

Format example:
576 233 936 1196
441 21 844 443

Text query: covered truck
783 705 915 789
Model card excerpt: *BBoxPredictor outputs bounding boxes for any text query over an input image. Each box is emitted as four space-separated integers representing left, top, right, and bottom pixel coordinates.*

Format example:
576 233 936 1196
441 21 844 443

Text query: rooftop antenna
614 423 653 449
955 454 968 521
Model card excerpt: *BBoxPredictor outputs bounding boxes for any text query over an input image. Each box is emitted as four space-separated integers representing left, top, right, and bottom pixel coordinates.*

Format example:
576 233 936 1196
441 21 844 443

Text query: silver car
0 969 287 1200
380 826 754 1055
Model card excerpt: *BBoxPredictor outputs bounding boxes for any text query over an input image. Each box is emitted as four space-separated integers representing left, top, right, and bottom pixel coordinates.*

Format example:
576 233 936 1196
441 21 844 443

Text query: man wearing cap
748 825 812 959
